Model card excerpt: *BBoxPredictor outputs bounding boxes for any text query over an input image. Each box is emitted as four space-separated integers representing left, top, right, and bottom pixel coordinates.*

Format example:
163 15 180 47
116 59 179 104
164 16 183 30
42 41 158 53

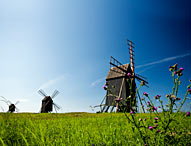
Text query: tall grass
0 112 190 145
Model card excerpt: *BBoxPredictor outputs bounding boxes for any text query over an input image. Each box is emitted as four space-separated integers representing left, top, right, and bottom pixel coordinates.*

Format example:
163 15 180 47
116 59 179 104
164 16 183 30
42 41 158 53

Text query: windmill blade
53 104 58 113
134 75 149 85
15 101 20 105
110 56 129 74
135 78 149 88
53 103 61 110
0 100 9 105
38 89 47 97
0 96 8 101
0 96 13 105
15 107 20 112
7 100 12 105
51 90 59 99
110 62 128 74
136 74 148 81
0 106 4 112
110 56 124 67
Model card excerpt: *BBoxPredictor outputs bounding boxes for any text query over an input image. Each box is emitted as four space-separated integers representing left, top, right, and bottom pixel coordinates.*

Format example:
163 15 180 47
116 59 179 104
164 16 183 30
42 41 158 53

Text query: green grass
0 112 190 146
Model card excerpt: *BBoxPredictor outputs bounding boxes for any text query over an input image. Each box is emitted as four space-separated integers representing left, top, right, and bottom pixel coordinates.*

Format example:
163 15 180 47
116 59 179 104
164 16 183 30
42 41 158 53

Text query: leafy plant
114 63 191 145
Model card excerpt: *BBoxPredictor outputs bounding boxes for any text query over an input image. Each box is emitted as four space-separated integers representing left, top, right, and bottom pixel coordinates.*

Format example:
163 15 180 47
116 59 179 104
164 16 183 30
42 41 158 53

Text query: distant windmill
38 89 61 113
0 96 20 113
93 40 148 113
0 106 4 112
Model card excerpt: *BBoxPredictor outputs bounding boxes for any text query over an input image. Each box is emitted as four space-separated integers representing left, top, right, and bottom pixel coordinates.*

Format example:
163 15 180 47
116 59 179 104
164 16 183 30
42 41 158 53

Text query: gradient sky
0 0 190 113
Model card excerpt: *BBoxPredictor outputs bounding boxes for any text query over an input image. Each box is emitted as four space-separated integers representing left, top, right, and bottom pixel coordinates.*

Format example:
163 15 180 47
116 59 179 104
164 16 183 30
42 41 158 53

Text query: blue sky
0 0 190 113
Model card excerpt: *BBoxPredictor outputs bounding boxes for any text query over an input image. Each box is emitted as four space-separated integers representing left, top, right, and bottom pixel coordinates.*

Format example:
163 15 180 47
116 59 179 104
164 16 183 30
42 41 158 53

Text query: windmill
94 40 148 113
38 89 61 113
0 96 20 113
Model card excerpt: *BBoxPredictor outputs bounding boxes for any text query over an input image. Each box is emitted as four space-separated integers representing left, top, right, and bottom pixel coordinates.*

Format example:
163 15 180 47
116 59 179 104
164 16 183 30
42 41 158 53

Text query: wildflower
127 73 131 77
154 117 158 120
102 84 107 90
145 144 147 146
148 126 153 130
115 97 120 102
153 106 157 111
158 106 161 108
188 89 191 94
175 67 184 76
155 95 161 99
139 118 142 121
130 111 134 114
92 144 95 146
144 118 147 121
154 117 158 123
179 67 184 71
169 63 178 72
147 101 150 106
156 129 161 133
186 112 190 116
143 92 148 97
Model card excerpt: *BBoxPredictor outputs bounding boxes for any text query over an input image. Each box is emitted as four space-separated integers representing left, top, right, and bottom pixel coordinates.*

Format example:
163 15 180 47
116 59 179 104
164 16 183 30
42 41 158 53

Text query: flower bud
143 92 148 97
188 89 191 94
176 97 181 101
141 81 145 86
148 126 153 130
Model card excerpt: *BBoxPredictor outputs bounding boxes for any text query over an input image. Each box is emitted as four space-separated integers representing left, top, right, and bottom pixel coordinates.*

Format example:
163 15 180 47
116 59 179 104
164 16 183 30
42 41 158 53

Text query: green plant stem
130 114 146 145
147 96 154 107
171 72 176 96
136 84 145 113
173 90 189 118
175 76 180 97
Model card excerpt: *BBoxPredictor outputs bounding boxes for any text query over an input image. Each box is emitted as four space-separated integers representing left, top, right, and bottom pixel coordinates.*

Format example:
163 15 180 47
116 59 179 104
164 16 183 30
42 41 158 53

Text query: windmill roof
42 96 52 102
106 63 131 80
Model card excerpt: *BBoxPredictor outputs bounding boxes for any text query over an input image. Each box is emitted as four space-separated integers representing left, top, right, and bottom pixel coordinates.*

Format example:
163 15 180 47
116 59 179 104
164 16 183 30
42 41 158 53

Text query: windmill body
41 96 53 113
105 62 136 112
9 104 16 113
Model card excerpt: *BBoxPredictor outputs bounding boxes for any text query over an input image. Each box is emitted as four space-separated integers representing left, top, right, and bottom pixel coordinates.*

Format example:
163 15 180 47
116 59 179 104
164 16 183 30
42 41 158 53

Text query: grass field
0 112 190 146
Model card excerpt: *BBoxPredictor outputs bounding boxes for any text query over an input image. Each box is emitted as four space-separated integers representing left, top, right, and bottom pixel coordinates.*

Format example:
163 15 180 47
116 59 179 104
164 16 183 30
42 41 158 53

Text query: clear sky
0 0 190 113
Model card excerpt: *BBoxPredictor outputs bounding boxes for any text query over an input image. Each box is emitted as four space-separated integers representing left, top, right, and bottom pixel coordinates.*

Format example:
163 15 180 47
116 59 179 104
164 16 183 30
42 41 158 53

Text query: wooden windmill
38 89 61 113
94 40 148 113
0 96 20 113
